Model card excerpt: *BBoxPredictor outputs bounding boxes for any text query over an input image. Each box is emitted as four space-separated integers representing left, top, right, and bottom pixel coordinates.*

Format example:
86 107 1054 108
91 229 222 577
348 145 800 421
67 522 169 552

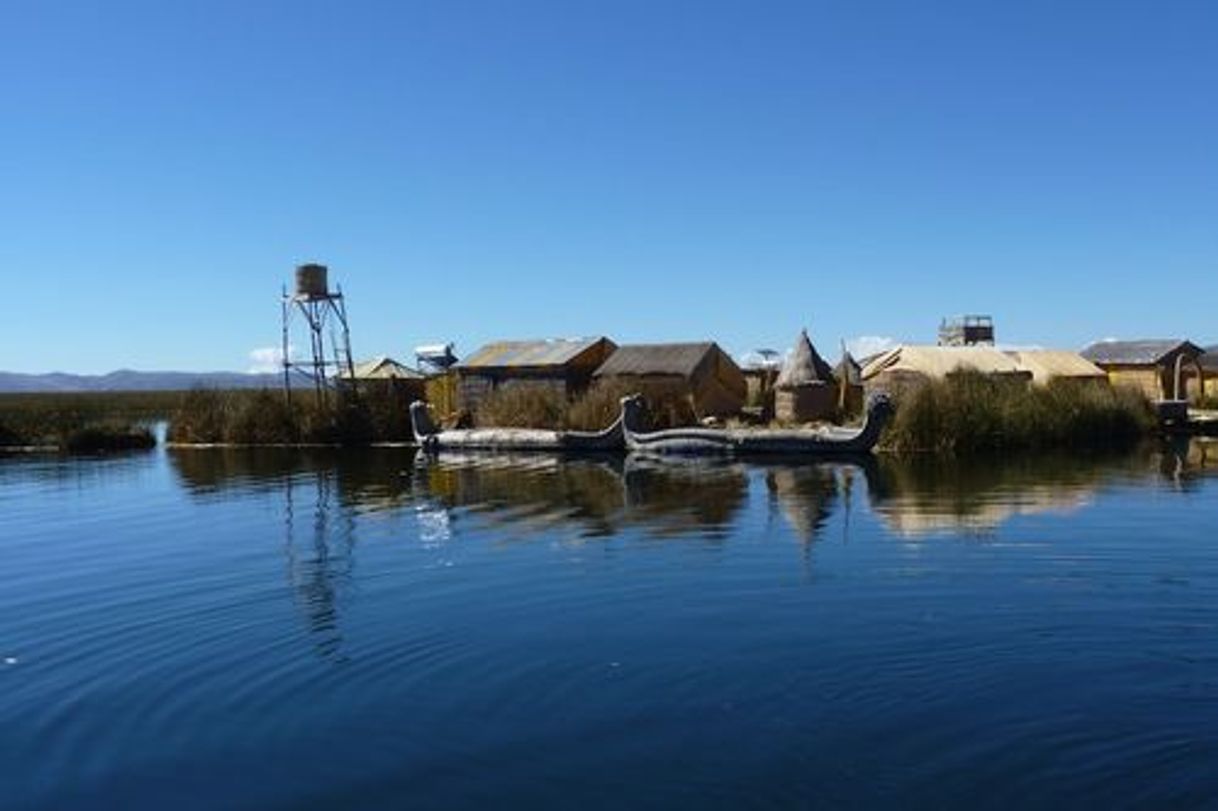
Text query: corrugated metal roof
1007 350 1106 383
457 337 611 369
861 345 1026 381
776 330 834 387
1080 339 1201 366
594 342 719 379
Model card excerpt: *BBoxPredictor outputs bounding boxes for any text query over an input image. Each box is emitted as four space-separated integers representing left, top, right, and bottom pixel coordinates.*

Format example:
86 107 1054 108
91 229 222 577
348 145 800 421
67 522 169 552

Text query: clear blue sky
2 0 1215 373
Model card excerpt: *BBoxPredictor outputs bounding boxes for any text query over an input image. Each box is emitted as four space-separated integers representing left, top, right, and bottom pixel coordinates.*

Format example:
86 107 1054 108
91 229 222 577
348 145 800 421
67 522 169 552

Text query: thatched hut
861 345 1031 395
1005 350 1107 386
455 337 617 412
834 349 864 416
593 342 747 418
774 329 836 423
1080 339 1205 402
346 356 427 400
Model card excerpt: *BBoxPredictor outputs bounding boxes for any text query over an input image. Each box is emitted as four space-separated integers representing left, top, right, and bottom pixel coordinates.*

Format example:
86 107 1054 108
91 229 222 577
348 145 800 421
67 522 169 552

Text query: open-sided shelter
455 337 617 412
1187 345 1217 401
594 342 747 418
1080 339 1205 402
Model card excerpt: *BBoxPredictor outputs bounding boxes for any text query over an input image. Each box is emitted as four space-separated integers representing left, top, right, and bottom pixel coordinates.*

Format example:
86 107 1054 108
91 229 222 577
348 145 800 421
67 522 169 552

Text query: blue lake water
2 442 1217 809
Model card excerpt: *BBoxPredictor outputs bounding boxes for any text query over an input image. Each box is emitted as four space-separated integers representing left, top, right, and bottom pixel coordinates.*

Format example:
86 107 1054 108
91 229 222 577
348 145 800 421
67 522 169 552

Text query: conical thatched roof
835 350 862 386
776 329 834 388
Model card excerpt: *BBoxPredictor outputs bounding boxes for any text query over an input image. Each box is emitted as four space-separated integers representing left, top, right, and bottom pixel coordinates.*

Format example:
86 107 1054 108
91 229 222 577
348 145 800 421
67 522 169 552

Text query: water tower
281 263 356 407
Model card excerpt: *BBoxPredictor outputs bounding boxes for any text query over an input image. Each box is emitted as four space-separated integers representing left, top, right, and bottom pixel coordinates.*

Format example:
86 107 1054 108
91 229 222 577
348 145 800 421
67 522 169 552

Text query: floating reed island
7 325 1205 454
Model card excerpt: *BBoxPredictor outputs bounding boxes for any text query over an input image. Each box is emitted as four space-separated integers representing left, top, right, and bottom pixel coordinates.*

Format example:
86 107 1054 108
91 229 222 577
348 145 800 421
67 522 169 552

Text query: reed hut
739 350 782 420
834 349 864 416
1080 339 1205 402
346 356 427 400
774 329 836 423
1005 350 1107 386
861 345 1031 395
593 342 747 418
455 337 617 412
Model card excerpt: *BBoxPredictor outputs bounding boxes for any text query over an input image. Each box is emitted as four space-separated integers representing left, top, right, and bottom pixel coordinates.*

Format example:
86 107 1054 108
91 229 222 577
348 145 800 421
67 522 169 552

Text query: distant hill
0 369 283 393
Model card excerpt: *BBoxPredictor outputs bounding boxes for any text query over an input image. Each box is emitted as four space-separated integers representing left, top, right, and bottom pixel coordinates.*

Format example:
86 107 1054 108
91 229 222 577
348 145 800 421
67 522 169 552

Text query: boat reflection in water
163 440 1218 668
8 439 1213 808
168 440 1218 551
412 452 752 541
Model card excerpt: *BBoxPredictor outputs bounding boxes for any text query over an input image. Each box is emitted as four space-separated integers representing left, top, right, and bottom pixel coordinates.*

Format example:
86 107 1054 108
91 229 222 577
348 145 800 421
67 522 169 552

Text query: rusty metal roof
456 337 612 370
594 342 724 379
1080 339 1203 366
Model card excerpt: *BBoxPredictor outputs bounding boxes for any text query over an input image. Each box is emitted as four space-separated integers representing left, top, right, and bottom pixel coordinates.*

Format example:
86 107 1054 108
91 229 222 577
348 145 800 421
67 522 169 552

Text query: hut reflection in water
162 441 1218 653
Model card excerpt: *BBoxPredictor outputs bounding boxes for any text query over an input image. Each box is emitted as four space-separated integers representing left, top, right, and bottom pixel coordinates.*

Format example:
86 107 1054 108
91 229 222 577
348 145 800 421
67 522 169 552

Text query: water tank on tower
295 263 330 300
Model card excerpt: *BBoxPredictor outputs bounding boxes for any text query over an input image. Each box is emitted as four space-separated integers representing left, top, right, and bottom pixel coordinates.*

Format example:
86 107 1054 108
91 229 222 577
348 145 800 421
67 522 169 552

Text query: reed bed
168 386 411 445
0 391 165 451
879 372 1155 454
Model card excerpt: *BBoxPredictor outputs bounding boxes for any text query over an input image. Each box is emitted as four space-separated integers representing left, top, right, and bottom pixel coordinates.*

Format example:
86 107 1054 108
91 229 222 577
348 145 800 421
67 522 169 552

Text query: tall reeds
0 392 161 451
880 372 1155 454
168 386 406 445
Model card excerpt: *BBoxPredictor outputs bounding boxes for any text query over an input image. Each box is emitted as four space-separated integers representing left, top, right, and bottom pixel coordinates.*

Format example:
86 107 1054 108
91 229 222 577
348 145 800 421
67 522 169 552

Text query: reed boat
622 392 893 456
410 401 625 452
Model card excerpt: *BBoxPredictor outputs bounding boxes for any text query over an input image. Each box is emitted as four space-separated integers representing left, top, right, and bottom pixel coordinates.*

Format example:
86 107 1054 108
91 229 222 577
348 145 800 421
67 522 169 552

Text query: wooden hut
455 337 617 412
861 345 1031 395
593 342 747 418
1080 339 1205 402
774 329 836 423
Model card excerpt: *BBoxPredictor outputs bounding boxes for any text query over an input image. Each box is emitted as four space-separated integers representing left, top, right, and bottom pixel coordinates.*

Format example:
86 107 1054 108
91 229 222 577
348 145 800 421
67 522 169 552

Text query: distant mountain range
0 370 283 393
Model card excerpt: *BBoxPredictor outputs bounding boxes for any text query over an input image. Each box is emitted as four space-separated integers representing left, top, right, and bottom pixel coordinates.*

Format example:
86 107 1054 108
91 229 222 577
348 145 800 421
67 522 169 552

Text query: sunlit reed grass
879 372 1155 454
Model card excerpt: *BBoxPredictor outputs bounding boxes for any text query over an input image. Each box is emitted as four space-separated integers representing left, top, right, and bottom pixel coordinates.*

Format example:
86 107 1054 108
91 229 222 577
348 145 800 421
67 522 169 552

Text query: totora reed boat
410 392 892 456
410 400 625 452
622 392 893 456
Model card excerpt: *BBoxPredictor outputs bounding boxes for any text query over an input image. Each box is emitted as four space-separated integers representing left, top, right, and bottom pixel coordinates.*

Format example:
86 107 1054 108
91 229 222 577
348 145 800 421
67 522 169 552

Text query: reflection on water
166 440 1218 548
281 468 353 662
163 440 1218 670
169 446 415 512
765 462 845 543
7 440 1214 807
